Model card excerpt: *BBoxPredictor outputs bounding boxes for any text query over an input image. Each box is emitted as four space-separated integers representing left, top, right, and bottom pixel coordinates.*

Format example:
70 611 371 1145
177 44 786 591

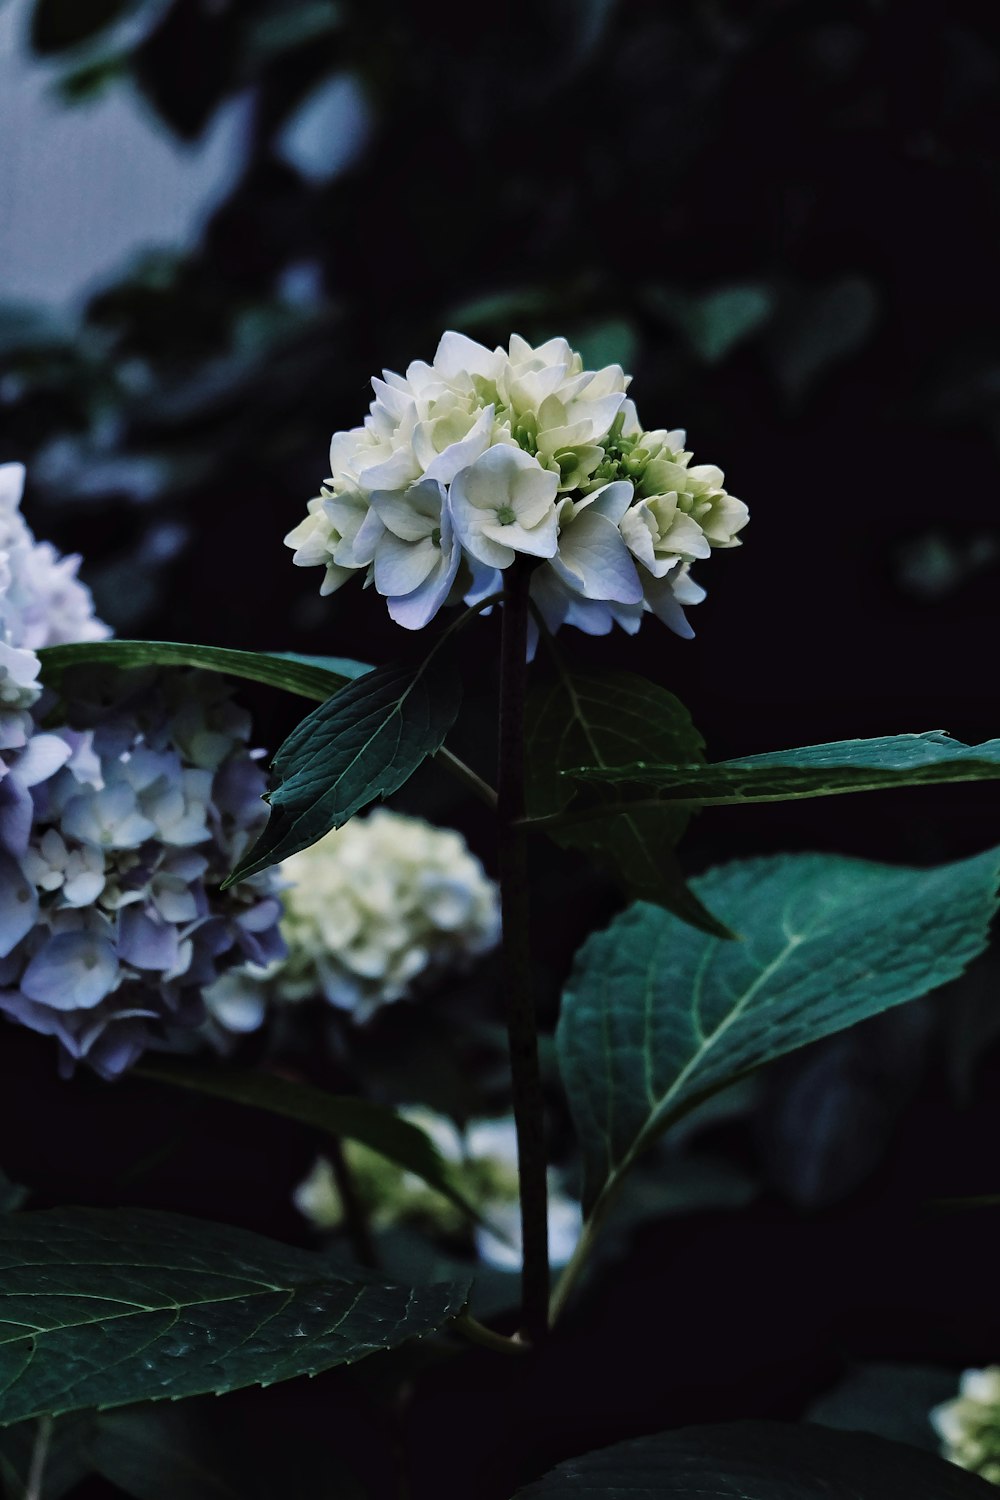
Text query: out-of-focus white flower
287 332 747 639
0 462 109 752
0 463 108 651
274 809 500 1022
932 1367 1000 1484
473 1194 583 1272
294 1106 582 1271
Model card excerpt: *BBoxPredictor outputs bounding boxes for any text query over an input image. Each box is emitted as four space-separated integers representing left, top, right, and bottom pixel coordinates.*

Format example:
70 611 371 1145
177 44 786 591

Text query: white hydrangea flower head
932 1367 1000 1484
268 809 501 1024
294 1106 581 1271
286 331 747 640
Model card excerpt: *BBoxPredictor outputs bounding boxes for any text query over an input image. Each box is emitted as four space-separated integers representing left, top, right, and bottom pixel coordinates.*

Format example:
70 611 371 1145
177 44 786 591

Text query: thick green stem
548 1215 600 1327
453 1313 529 1356
327 1136 379 1270
497 564 550 1344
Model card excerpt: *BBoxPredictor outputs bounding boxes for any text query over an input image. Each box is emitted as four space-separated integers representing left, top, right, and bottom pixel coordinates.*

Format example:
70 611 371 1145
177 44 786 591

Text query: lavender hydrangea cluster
0 463 285 1077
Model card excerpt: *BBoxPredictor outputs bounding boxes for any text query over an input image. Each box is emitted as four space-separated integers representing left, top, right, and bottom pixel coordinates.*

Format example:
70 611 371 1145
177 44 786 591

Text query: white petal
422 405 495 485
359 446 420 494
481 511 558 560
581 480 635 525
553 511 643 604
320 562 356 596
644 573 698 639
434 331 500 382
451 444 546 514
0 463 26 513
374 533 439 597
335 504 385 566
529 566 572 635
463 560 504 606
510 461 560 527
388 546 461 630
14 733 72 788
369 481 440 541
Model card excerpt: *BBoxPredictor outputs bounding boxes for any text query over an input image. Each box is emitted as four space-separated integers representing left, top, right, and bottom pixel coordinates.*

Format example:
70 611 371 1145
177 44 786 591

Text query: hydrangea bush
1 336 999 1500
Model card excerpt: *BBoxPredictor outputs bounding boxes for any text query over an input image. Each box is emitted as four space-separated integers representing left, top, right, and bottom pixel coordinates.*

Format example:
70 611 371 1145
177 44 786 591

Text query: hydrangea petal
21 931 120 1011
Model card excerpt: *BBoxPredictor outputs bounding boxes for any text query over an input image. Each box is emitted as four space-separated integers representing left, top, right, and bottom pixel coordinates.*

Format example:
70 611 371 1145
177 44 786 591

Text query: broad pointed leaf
137 1059 484 1224
0 1209 469 1426
225 653 462 885
513 1421 995 1498
526 669 729 938
565 730 1000 804
39 641 370 704
559 847 1000 1213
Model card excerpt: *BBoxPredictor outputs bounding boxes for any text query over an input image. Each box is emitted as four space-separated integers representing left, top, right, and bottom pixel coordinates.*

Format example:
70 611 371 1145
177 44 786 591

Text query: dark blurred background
3 1 1000 1496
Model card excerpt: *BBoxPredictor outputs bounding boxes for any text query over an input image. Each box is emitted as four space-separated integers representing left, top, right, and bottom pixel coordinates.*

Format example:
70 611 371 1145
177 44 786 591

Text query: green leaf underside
38 641 370 704
513 1421 996 1498
559 847 1000 1212
526 669 729 939
226 654 462 885
565 730 1000 804
0 1209 468 1427
137 1059 483 1224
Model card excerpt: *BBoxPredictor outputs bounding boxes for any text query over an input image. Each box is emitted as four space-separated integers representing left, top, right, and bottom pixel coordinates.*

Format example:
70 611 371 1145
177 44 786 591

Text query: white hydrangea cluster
204 809 501 1032
932 1367 1000 1484
286 332 748 641
0 463 285 1078
294 1108 582 1272
0 462 109 741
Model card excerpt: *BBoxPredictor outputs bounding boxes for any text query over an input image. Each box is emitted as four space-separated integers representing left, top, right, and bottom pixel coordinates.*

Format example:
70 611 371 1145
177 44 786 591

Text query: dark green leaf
513 1421 995 1497
244 3 344 64
137 1059 483 1224
769 275 878 398
0 1174 24 1215
526 669 729 938
565 730 1000 804
808 1362 957 1453
569 320 637 372
0 1208 468 1426
559 847 1000 1212
646 283 775 363
227 653 462 885
31 0 131 54
39 641 369 704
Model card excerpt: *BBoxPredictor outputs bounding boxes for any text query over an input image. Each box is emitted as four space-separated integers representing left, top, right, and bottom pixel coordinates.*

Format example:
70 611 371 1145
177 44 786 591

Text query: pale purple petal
21 931 120 1010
